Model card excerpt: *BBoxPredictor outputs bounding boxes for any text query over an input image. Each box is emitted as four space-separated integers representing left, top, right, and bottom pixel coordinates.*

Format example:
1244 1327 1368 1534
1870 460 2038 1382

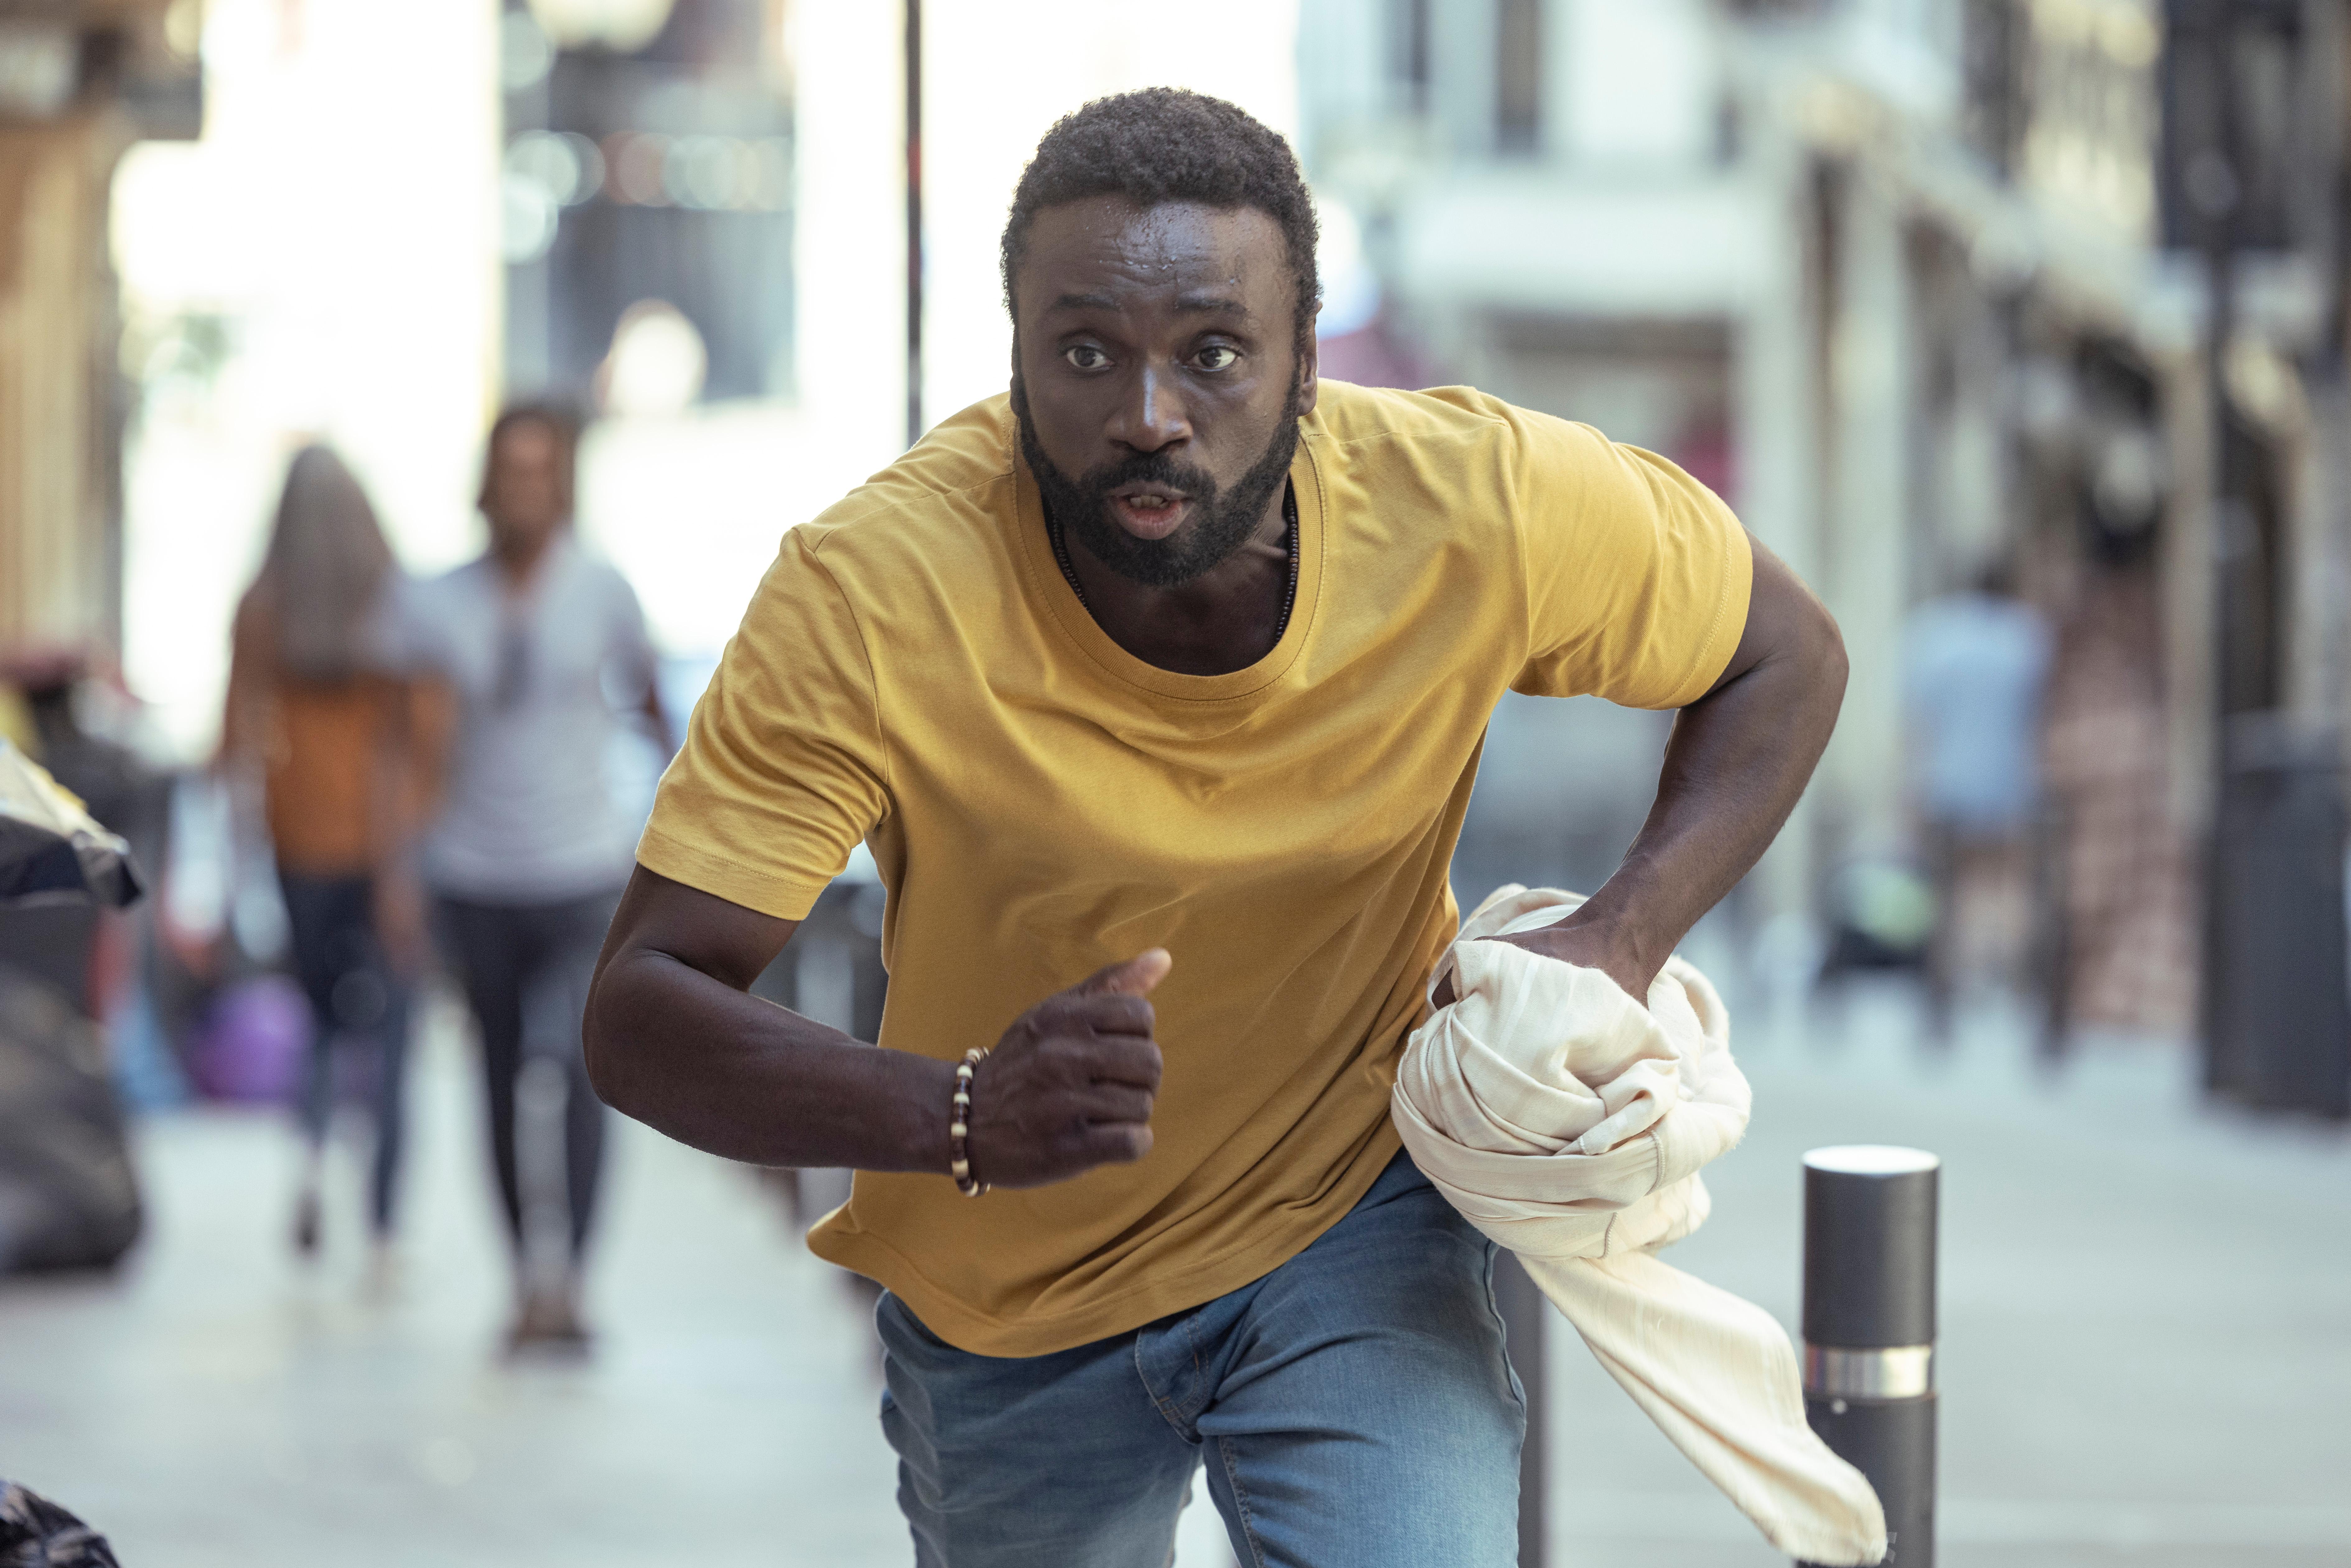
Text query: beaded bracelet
949 1046 991 1197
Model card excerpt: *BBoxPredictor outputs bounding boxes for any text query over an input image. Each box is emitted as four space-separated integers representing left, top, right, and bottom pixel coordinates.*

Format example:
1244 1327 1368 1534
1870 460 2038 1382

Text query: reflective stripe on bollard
1799 1146 1939 1567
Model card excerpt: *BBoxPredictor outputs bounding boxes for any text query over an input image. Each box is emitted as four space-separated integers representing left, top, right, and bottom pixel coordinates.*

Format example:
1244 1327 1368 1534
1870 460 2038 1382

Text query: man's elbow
581 958 636 1113
1810 600 1850 712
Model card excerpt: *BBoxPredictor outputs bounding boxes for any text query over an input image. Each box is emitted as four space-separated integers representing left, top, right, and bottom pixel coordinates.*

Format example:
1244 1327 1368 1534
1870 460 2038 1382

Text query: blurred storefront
1299 0 1771 914
0 0 197 655
1774 0 2348 1088
497 0 793 404
15 0 2348 1104
1298 0 2351 1087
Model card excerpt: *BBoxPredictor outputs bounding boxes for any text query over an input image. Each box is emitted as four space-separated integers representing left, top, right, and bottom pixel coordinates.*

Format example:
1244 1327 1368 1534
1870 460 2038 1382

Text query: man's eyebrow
1043 290 1254 316
1174 292 1249 316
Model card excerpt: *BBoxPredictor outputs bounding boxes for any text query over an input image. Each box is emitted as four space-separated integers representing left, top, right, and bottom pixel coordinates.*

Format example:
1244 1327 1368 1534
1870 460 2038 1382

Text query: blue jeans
876 1151 1525 1567
280 871 410 1233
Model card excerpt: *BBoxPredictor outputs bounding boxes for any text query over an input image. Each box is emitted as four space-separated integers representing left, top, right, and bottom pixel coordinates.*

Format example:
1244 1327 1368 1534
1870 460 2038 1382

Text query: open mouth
1108 485 1192 541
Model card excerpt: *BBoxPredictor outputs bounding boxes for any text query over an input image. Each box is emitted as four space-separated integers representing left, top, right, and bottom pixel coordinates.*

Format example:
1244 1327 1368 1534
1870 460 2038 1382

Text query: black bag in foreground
0 1479 119 1567
0 740 141 910
0 967 141 1273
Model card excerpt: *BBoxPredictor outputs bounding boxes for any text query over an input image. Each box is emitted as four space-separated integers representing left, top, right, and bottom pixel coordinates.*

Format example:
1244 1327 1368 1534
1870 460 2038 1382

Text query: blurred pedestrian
2040 563 2193 1038
405 404 671 1352
220 446 423 1268
1900 558 2052 1028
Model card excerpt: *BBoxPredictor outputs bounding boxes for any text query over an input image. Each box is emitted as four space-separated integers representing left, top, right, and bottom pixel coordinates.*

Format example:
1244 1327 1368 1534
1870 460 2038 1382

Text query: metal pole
2192 0 2246 1099
1491 1250 1547 1568
1798 1146 1939 1567
903 0 923 449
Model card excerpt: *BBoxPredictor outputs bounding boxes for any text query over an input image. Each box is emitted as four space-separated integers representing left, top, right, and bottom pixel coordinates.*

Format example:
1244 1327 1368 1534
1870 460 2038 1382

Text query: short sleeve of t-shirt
1505 410 1752 709
636 528 889 921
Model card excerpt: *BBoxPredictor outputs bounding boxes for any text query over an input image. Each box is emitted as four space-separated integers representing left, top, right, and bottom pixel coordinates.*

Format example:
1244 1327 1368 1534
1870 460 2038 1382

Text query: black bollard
1798 1146 1938 1567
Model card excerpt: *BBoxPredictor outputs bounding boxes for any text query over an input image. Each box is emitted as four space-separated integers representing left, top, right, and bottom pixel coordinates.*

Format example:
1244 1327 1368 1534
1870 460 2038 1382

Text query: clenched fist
963 950 1170 1189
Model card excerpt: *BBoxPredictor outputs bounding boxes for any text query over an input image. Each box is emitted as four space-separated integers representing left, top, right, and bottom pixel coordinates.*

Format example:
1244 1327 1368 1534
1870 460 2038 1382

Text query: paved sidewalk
1531 976 2351 1566
0 989 1244 1567
0 995 910 1566
2 980 2344 1565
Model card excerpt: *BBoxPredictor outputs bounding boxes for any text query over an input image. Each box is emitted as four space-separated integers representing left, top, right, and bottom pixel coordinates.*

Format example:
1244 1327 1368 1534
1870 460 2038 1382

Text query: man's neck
1063 487 1293 677
492 530 557 595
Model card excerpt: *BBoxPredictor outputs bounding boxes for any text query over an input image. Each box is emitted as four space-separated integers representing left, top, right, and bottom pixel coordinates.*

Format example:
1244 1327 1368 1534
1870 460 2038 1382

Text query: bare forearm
585 949 952 1171
1567 643 1843 979
1528 536 1847 996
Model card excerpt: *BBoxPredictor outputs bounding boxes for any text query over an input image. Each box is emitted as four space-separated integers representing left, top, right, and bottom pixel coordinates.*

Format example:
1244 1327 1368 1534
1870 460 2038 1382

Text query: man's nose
1106 363 1190 454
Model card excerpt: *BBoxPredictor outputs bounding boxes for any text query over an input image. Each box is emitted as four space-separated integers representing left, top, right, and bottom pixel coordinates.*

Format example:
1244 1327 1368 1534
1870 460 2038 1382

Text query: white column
1731 115 1825 931
1817 165 1912 868
789 0 907 483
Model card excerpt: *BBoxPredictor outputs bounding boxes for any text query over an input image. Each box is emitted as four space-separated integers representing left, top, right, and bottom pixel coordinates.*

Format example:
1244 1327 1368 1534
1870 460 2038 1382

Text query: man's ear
1294 315 1320 418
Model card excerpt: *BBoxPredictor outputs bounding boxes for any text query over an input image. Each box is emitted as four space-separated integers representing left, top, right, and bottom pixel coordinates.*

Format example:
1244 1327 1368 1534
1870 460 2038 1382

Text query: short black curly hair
1001 89 1320 363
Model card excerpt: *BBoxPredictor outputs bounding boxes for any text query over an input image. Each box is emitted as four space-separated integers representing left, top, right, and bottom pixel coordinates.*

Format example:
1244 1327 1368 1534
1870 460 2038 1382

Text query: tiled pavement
2 988 910 1567
1536 977 2351 1566
2 981 2346 1566
0 985 1241 1568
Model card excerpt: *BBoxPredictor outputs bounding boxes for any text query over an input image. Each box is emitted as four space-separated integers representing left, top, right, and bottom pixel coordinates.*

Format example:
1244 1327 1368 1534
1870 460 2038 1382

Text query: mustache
1067 447 1218 502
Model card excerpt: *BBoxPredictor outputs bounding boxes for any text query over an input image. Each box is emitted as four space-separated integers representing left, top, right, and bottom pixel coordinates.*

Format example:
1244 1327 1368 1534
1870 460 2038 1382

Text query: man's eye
1196 346 1240 371
1064 345 1109 371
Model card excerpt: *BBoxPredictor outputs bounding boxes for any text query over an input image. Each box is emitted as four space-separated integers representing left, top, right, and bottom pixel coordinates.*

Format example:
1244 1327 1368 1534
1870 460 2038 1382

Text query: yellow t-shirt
638 380 1752 1356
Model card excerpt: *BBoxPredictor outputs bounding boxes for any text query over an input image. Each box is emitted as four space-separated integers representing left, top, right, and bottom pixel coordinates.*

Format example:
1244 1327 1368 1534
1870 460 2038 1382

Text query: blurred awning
1785 61 2327 363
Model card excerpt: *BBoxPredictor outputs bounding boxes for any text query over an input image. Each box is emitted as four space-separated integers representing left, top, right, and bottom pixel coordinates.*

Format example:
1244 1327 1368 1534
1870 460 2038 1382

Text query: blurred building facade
14 0 2350 1083
0 0 197 652
498 0 794 405
1300 0 2351 1058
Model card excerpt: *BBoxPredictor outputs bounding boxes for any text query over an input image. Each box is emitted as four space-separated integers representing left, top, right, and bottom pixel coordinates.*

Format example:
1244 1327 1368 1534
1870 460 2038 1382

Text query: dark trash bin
2204 716 2351 1118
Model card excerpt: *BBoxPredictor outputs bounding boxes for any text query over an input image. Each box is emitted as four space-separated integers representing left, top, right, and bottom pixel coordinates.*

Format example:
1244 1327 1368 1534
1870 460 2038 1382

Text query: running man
586 90 1844 1565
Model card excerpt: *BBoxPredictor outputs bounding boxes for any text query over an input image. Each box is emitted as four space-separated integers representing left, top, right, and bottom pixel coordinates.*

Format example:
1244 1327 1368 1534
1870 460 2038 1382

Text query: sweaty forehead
1017 198 1289 320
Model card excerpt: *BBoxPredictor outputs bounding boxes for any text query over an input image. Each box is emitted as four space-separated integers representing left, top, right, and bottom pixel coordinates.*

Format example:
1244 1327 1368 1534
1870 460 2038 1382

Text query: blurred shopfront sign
0 6 198 138
501 0 792 404
2159 0 2306 254
2013 0 2164 246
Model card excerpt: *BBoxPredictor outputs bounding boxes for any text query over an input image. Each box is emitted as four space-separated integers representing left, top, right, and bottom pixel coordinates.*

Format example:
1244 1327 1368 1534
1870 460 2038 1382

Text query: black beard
1012 375 1302 590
